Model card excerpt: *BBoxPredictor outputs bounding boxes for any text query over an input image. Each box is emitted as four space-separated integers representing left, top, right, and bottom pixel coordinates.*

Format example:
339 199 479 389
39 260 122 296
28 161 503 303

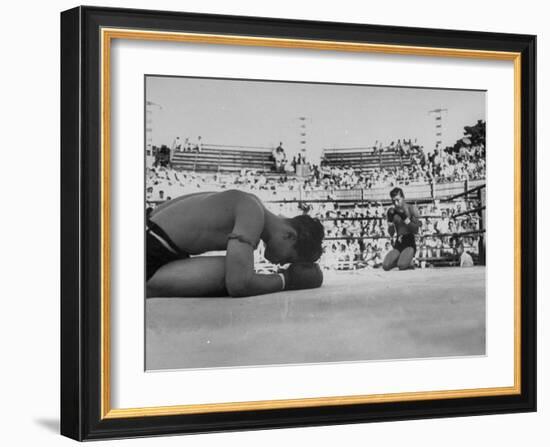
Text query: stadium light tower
146 101 162 168
428 108 448 151
146 101 163 148
298 116 308 160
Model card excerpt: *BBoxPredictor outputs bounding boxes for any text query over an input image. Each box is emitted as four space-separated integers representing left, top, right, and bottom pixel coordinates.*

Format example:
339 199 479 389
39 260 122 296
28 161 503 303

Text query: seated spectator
194 136 203 152
436 210 450 234
457 240 475 267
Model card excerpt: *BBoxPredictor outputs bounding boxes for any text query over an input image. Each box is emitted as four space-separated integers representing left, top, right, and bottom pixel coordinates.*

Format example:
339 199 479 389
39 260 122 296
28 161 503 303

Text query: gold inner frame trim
100 27 522 420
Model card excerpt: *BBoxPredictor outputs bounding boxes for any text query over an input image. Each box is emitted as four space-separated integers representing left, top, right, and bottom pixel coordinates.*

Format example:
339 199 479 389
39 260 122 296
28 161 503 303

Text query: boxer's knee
382 250 398 271
397 248 414 270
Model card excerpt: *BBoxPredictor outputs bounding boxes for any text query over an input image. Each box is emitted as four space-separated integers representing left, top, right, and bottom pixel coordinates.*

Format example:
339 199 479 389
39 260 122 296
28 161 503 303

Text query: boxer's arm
405 205 421 234
224 193 284 297
387 221 396 237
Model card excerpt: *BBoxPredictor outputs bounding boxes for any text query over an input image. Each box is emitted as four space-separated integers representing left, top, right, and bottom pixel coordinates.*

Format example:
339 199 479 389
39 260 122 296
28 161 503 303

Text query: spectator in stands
272 142 286 172
172 136 182 152
146 190 325 297
448 221 456 234
418 242 430 269
321 243 339 270
146 186 154 202
435 210 450 234
183 137 191 151
154 145 171 167
194 136 203 153
433 238 443 258
382 187 421 271
362 243 381 268
334 244 345 270
456 239 474 267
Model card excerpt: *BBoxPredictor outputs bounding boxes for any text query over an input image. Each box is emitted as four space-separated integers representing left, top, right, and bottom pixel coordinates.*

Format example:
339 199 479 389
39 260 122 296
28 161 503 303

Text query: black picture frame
61 5 536 441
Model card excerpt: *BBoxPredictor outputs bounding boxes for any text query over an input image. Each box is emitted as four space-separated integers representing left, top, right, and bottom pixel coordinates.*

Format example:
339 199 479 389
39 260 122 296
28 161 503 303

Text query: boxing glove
283 263 323 290
394 205 408 220
387 207 396 223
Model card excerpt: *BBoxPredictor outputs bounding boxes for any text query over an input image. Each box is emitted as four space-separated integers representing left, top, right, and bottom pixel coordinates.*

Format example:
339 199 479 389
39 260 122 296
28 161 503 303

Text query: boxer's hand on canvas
283 263 323 290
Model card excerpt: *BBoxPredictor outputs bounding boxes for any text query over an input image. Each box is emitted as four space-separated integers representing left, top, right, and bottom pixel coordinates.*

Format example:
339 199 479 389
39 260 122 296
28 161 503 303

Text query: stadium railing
265 179 485 203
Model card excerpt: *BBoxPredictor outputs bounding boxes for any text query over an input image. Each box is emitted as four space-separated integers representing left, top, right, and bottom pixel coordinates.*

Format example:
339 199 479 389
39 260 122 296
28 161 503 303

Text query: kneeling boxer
146 189 324 297
382 187 421 271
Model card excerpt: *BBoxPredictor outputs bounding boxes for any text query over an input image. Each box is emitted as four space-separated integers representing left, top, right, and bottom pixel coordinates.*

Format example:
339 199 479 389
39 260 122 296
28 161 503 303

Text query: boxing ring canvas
60 6 537 441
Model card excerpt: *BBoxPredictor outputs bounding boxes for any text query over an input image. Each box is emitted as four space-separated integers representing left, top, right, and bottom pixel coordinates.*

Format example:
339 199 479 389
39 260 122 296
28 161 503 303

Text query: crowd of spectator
172 136 203 153
146 168 306 203
315 146 485 191
145 165 483 270
146 124 486 270
265 199 481 271
145 147 486 204
153 141 485 189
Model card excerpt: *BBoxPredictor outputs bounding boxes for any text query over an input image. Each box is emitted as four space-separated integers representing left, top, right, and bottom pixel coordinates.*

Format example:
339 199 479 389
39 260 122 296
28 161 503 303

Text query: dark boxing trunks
146 220 189 281
393 233 417 254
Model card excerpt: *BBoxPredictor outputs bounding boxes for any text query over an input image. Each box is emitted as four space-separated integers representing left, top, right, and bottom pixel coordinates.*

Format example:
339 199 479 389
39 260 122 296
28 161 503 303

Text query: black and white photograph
144 76 487 370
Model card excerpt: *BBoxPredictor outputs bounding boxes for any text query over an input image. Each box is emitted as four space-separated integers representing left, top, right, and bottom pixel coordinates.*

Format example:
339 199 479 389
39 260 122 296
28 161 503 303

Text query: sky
146 76 486 162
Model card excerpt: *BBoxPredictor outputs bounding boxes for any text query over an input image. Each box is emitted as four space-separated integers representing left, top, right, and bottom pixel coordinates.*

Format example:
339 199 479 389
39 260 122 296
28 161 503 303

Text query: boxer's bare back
150 190 264 255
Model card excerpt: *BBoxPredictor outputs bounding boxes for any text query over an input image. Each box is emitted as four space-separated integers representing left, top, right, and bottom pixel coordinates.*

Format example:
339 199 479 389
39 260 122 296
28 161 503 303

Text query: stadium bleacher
170 143 275 173
321 146 412 172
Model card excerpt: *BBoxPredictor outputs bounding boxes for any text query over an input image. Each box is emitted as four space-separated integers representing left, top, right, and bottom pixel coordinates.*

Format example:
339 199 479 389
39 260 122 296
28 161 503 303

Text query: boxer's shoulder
217 189 261 205
406 202 418 214
226 190 266 214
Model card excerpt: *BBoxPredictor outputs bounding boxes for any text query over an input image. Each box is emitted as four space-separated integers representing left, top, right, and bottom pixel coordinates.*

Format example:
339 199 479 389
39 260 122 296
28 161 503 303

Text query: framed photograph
61 6 536 441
